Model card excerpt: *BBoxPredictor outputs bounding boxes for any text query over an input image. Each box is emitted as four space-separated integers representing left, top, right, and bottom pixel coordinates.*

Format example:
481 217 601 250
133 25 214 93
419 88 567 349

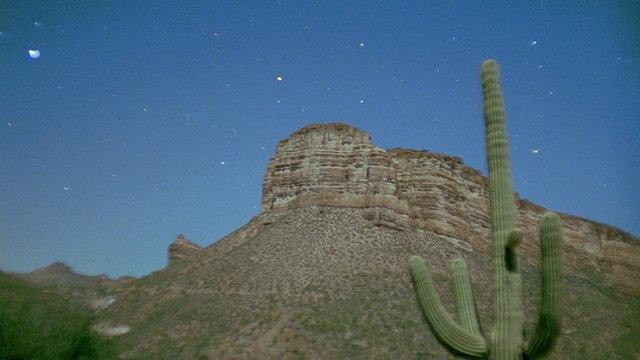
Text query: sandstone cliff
261 122 639 296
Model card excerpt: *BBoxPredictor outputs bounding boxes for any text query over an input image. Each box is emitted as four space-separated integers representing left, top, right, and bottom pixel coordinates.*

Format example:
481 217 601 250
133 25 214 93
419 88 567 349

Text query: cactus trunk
482 59 524 359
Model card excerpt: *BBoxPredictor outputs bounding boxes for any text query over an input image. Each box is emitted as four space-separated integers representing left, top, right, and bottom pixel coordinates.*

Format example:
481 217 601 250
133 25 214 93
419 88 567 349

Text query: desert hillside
10 123 639 359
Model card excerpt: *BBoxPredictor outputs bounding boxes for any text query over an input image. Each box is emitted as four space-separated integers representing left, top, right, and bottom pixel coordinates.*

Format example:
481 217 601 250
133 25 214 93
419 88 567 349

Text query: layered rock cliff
261 122 640 296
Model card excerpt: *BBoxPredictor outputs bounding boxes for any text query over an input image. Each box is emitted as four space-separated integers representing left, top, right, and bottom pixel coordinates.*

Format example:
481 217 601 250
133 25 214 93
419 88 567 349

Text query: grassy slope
0 271 119 359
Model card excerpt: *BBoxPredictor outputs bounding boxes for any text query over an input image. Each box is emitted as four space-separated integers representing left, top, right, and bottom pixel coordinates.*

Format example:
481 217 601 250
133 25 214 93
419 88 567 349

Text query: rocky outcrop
261 123 486 232
261 123 640 295
167 235 203 264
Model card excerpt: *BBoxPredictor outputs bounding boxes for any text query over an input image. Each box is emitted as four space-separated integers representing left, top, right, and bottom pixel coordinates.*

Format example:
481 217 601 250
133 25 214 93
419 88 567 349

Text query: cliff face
261 122 639 296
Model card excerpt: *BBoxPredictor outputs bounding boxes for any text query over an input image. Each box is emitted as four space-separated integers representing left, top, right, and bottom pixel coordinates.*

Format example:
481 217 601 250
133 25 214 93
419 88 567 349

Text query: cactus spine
408 59 564 359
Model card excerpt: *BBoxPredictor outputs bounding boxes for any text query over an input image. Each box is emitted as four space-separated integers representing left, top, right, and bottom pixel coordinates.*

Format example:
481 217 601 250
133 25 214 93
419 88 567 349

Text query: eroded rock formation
168 235 203 264
261 122 640 296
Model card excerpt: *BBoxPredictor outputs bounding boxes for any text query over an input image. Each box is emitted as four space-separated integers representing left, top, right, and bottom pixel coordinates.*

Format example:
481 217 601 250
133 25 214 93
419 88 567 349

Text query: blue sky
1 1 638 278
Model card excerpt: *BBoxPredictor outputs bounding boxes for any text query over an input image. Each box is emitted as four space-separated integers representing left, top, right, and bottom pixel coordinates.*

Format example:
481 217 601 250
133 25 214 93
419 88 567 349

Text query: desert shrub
0 272 118 359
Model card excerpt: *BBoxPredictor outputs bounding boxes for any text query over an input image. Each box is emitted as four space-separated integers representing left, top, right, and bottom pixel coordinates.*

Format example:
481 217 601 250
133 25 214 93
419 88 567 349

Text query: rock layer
261 123 640 296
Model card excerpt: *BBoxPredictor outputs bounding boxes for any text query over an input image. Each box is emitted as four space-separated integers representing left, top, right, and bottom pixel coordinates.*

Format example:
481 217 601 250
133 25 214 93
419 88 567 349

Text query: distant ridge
15 262 133 288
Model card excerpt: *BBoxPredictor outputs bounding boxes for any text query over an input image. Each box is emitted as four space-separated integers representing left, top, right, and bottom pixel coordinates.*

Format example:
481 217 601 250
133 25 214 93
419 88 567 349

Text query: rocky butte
259 122 639 296
87 122 639 359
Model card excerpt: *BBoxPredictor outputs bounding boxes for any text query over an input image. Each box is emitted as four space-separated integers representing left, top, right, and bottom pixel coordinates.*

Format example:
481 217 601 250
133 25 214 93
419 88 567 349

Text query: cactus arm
409 256 488 357
524 212 564 358
505 228 523 272
451 258 483 336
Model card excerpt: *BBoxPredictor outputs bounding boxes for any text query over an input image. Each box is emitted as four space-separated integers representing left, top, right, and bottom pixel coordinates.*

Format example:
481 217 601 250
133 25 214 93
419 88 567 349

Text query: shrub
0 272 119 359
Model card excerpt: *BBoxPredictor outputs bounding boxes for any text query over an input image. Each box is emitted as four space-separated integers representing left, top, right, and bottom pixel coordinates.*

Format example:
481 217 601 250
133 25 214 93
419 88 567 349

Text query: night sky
1 2 638 278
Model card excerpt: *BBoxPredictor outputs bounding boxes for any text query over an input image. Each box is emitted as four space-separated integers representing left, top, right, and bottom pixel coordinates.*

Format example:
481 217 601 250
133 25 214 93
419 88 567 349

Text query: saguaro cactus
409 59 564 359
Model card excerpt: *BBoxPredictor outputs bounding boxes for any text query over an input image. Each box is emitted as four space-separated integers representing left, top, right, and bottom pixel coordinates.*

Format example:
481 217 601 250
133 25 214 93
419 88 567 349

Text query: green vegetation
0 272 118 359
409 59 564 359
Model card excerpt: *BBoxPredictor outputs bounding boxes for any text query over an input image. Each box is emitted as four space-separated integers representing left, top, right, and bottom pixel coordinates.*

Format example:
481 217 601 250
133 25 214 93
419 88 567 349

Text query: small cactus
409 59 564 359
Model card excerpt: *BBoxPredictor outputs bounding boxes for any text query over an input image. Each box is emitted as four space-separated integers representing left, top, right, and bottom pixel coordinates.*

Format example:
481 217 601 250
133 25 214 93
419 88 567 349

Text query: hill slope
96 205 638 359
89 122 639 359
